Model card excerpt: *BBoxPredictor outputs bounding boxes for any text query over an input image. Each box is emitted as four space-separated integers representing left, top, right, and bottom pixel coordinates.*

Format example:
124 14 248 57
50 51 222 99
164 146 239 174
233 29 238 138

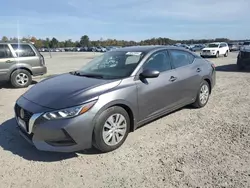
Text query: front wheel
224 50 228 57
192 80 210 108
93 106 130 153
215 52 219 58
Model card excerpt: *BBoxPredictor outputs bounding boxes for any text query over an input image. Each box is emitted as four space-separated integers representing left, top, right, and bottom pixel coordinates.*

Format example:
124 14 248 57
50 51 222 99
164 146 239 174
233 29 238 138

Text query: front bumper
14 96 95 152
201 51 217 56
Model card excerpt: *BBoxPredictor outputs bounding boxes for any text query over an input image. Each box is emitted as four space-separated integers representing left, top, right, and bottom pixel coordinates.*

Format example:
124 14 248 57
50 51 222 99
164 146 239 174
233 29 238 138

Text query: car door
0 44 16 81
135 50 181 121
219 43 226 55
168 49 201 104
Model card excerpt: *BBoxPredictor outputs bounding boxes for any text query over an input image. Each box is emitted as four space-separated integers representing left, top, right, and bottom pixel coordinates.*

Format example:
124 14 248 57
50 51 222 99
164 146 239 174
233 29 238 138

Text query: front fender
93 99 138 131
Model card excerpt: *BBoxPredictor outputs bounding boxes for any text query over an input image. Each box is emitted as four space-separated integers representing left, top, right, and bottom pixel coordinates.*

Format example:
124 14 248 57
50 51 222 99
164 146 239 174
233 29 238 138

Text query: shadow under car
216 64 250 73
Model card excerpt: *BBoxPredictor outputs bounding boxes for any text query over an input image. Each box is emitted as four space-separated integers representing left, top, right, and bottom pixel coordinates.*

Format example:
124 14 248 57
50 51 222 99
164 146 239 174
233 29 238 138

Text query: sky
0 0 249 41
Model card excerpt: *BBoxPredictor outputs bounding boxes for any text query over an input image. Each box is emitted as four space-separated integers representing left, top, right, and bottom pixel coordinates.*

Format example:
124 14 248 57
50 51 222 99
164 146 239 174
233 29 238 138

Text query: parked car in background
190 44 205 52
200 42 229 58
14 45 216 153
0 42 47 88
240 41 250 50
228 43 240 51
39 48 49 52
180 44 191 50
237 46 250 70
95 46 103 52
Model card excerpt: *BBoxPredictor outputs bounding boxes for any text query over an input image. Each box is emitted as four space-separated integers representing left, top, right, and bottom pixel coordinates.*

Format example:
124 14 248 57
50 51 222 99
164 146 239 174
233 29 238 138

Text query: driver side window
143 51 171 72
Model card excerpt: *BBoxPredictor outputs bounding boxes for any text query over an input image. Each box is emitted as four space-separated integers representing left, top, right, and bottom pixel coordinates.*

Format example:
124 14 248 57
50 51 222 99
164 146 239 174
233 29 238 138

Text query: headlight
211 50 216 52
43 100 96 120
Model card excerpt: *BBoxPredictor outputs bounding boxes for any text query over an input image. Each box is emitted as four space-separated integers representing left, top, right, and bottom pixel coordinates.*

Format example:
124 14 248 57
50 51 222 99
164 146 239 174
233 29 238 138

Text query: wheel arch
9 67 33 79
202 77 212 94
93 100 137 133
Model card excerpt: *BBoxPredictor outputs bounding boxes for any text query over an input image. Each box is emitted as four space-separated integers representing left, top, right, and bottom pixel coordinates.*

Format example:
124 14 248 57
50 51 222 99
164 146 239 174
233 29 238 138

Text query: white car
200 42 229 58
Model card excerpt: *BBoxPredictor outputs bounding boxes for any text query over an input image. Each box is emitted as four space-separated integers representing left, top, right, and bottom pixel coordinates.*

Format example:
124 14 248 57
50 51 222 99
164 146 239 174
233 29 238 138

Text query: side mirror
140 69 160 78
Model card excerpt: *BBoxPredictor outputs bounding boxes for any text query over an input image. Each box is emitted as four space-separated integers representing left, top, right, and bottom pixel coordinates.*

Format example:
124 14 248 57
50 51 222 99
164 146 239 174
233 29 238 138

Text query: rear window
11 44 36 57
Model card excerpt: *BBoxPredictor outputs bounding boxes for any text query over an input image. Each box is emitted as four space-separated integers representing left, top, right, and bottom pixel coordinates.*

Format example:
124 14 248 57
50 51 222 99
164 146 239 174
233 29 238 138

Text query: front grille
203 50 210 53
15 104 33 132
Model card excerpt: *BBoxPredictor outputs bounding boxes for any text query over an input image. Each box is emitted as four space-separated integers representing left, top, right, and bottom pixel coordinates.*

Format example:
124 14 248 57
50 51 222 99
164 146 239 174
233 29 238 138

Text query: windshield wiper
70 71 104 78
69 71 81 75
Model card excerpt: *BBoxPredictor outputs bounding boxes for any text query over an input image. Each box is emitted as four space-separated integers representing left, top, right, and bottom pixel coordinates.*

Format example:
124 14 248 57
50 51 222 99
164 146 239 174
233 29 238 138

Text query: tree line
1 35 248 48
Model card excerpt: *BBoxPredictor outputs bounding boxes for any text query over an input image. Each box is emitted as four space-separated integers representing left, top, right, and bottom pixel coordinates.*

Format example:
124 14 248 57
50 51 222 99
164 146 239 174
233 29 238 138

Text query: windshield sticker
126 52 142 56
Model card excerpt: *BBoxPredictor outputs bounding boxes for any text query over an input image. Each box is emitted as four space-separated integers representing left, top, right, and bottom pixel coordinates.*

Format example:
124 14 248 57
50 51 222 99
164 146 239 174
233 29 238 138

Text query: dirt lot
0 52 249 188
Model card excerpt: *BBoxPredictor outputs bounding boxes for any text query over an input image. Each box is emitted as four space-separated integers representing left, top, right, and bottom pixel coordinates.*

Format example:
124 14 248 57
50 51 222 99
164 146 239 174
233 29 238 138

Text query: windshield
207 43 219 48
77 51 145 79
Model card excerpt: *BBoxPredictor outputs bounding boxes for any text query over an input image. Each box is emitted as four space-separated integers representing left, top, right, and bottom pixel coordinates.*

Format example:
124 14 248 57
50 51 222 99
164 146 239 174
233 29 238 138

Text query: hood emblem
20 109 25 119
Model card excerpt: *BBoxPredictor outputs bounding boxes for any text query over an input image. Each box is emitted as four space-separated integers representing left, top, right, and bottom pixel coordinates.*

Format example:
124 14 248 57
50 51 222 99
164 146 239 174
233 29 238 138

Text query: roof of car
209 42 221 44
111 45 189 53
0 42 32 45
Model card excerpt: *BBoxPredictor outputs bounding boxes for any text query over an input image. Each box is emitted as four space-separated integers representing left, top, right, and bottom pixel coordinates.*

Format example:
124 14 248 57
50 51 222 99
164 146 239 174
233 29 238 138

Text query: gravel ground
0 52 249 188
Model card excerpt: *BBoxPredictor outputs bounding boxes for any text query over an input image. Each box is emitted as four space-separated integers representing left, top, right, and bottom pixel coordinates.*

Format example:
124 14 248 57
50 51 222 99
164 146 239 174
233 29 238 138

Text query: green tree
80 35 90 46
75 41 81 47
1 36 8 42
34 39 43 48
65 39 74 47
50 37 59 48
42 38 50 48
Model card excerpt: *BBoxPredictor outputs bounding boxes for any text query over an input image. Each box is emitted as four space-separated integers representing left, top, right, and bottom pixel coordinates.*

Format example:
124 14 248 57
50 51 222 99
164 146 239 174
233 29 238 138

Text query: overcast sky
1 0 249 41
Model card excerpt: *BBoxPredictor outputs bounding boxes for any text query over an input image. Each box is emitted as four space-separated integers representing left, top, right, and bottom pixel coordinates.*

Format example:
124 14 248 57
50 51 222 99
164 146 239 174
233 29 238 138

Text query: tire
224 50 228 57
93 106 130 153
192 80 210 108
215 52 219 58
10 69 32 88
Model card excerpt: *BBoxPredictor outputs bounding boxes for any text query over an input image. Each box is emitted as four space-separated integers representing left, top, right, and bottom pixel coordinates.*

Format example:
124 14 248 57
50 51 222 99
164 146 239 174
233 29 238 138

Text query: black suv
237 46 250 70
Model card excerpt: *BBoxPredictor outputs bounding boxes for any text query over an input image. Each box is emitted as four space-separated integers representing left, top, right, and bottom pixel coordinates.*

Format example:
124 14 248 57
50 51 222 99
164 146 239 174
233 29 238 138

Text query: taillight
40 55 45 65
211 63 215 69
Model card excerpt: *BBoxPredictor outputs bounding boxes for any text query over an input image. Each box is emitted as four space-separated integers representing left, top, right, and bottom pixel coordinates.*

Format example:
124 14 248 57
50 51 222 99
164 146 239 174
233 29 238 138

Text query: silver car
0 42 47 88
15 46 216 153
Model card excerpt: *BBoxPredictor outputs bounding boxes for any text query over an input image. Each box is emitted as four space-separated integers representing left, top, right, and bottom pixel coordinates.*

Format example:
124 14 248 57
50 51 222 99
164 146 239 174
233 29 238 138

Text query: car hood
21 73 121 109
202 47 219 51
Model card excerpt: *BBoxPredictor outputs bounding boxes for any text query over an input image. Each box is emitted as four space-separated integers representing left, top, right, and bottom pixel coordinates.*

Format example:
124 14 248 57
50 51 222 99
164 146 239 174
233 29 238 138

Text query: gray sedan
14 46 216 153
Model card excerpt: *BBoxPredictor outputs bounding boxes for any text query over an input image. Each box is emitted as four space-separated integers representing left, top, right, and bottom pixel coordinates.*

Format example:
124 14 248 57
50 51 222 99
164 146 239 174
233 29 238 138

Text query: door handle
196 68 201 72
5 60 14 63
169 76 177 82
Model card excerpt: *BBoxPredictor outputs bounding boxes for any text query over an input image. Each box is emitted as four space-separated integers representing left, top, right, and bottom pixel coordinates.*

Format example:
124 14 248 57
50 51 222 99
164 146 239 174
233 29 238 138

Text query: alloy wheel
102 113 127 146
16 73 29 86
199 84 209 105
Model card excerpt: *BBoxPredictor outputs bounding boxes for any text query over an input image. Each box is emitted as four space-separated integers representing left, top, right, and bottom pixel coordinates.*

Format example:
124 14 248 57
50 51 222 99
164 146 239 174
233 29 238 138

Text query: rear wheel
192 80 210 108
93 106 130 153
10 69 32 88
